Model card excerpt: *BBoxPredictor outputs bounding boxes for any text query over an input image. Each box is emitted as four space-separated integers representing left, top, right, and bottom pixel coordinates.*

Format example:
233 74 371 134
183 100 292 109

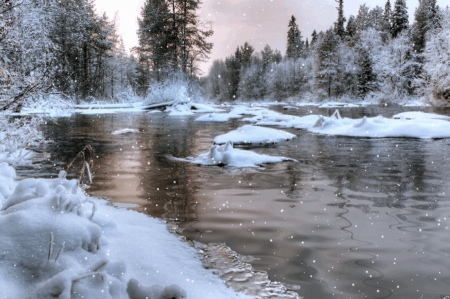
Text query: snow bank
308 112 450 138
0 165 251 299
214 125 296 145
171 141 297 167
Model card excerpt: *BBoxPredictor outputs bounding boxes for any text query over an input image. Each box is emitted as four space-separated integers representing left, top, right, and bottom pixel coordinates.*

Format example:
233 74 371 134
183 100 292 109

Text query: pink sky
94 0 422 74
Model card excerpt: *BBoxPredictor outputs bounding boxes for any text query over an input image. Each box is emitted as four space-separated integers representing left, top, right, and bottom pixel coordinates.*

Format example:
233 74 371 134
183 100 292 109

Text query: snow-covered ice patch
245 110 320 130
318 102 361 108
214 125 296 145
195 113 241 123
308 113 450 139
111 128 140 135
393 111 450 120
171 142 297 167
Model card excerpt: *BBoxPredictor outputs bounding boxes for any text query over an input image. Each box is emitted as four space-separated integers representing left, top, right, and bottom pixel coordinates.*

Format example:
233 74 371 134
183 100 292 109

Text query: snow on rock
112 128 140 135
392 111 450 120
171 141 297 167
0 164 251 299
214 125 296 145
308 113 450 138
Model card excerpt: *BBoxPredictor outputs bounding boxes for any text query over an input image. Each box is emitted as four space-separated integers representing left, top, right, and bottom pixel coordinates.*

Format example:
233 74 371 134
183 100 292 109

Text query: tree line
0 0 137 111
203 0 450 105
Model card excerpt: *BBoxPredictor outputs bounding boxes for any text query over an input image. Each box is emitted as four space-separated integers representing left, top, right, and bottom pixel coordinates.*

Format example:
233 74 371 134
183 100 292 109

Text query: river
20 104 450 299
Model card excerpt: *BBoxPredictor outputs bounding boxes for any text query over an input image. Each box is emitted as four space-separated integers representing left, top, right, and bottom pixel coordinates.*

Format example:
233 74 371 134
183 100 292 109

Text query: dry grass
65 145 94 185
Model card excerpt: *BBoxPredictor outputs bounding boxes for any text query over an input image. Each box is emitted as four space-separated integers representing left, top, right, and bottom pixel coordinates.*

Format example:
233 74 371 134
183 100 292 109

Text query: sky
94 0 425 74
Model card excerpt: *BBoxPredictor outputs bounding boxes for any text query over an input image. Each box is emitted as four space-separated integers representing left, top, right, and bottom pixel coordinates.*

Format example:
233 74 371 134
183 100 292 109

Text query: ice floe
308 112 450 138
214 125 296 145
111 128 140 135
171 141 297 167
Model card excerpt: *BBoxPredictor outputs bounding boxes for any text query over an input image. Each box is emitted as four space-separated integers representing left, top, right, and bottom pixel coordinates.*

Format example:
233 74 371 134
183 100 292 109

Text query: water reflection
24 105 450 299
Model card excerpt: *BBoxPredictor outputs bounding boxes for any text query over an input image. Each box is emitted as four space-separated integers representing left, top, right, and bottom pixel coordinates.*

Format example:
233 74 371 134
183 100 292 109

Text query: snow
112 129 140 135
308 113 450 139
214 125 297 145
0 165 252 299
171 141 297 167
392 111 450 120
195 112 241 122
244 109 320 130
318 102 361 108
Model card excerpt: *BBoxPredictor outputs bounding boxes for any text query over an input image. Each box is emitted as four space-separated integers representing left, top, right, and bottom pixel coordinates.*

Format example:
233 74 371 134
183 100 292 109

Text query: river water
21 105 450 299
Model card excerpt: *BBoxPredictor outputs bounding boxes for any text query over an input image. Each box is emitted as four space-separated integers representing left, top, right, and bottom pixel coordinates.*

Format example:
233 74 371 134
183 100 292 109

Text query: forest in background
1 0 450 111
203 0 450 105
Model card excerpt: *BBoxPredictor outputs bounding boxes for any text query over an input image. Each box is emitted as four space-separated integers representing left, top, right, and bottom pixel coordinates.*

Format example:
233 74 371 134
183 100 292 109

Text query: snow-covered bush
144 75 205 106
0 115 44 165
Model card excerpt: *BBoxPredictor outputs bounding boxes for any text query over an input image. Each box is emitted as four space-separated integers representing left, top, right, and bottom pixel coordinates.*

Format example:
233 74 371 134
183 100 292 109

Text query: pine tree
391 0 409 38
137 0 171 82
224 47 242 100
356 4 370 32
240 42 254 67
311 30 318 46
411 0 439 53
175 0 213 76
346 15 357 38
315 29 342 99
334 0 346 38
286 16 303 59
356 47 376 97
261 45 274 72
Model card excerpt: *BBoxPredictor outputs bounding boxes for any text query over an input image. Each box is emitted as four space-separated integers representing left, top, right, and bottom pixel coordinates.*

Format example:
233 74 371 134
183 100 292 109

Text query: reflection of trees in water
42 114 118 181
137 116 202 223
312 134 445 209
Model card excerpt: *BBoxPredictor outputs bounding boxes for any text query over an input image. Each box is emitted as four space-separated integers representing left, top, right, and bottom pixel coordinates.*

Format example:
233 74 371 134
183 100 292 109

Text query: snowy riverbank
0 112 254 299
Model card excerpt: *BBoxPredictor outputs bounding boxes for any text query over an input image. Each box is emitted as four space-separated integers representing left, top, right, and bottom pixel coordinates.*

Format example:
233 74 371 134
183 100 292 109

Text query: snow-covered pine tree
356 4 371 32
411 0 440 53
224 47 242 100
314 29 343 99
286 16 303 60
240 42 255 67
261 45 274 72
346 15 357 38
311 30 318 46
369 6 385 32
334 0 346 38
391 0 409 38
356 46 377 98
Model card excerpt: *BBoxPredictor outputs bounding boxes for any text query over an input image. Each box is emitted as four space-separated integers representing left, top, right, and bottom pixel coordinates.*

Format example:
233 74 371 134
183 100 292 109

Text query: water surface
24 105 450 299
